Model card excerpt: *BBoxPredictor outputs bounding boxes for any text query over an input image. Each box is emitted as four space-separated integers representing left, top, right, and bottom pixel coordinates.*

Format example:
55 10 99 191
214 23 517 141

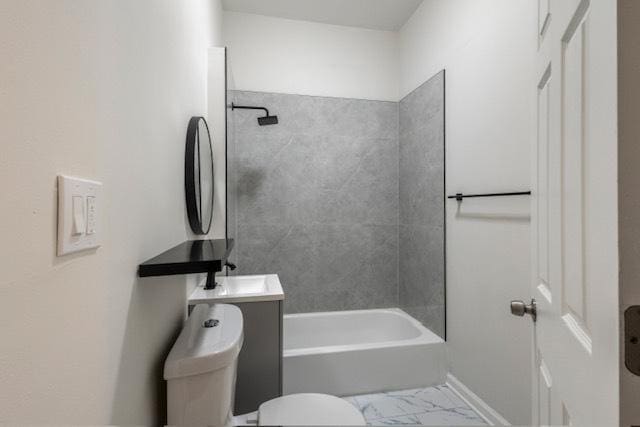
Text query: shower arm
231 103 272 118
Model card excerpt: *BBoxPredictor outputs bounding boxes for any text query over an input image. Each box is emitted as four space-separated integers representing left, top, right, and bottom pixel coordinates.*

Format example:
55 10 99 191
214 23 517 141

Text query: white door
526 0 619 425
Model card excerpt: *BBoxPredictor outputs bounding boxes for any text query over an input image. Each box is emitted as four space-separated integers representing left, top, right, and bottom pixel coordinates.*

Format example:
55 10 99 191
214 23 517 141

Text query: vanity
190 275 285 414
139 242 285 415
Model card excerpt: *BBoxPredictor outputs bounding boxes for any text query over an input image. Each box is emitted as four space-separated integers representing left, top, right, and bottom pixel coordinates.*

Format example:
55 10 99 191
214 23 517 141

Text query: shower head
231 103 279 126
258 115 279 126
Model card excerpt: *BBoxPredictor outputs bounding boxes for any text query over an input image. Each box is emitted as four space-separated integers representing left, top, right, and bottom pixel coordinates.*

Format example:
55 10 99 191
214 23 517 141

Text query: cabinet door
234 301 283 414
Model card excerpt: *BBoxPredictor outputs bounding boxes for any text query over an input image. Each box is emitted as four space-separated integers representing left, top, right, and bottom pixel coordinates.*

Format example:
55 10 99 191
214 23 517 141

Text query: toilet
164 304 365 427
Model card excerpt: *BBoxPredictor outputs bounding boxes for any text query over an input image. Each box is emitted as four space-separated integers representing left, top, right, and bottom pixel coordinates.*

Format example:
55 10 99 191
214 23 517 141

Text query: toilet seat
257 393 365 426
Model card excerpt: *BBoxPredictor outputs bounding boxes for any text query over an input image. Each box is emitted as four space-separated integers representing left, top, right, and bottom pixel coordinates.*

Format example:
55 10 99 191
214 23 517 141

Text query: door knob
511 299 537 322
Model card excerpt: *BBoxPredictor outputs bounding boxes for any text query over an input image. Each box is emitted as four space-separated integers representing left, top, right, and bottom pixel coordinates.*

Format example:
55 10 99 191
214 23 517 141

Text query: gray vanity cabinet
187 274 285 414
233 300 283 414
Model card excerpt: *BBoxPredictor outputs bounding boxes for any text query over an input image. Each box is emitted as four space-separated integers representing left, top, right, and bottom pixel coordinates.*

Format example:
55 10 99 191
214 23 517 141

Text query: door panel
531 0 619 425
537 357 552 425
539 0 551 38
561 5 588 334
537 65 552 302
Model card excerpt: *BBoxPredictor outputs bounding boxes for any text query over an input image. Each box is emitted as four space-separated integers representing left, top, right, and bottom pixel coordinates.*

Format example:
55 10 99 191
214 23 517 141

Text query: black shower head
258 115 279 126
231 103 280 127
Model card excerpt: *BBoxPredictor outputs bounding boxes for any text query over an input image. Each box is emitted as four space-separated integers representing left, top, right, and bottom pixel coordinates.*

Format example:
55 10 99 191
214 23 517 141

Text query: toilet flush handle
203 319 220 328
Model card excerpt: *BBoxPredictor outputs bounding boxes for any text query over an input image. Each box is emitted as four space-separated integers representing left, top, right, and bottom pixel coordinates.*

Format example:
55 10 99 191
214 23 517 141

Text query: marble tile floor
344 385 487 426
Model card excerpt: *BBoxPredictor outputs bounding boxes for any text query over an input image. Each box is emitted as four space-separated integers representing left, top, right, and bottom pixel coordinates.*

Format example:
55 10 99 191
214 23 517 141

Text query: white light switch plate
57 175 102 256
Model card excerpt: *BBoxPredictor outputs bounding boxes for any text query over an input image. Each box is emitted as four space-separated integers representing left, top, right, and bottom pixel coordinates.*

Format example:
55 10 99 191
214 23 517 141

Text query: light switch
57 175 102 256
72 196 85 236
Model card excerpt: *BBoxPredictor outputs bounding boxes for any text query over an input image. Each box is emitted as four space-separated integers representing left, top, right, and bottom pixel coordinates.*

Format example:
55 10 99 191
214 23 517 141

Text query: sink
216 275 268 296
189 274 284 304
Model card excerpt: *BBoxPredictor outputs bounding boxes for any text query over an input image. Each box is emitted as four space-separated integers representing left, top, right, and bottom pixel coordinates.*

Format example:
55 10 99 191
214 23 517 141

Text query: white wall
0 0 223 424
208 47 228 242
399 1 536 424
223 12 399 101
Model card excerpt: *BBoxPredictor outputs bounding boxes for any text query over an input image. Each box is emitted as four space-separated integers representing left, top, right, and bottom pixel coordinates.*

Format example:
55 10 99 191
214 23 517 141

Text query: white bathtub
283 308 447 397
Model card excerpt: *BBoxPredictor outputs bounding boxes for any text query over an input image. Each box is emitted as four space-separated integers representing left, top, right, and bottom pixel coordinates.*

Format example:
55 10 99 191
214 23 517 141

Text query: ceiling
222 0 424 31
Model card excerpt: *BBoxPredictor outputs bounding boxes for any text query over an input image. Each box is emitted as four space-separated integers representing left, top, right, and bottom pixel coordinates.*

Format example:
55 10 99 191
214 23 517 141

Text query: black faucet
203 261 238 290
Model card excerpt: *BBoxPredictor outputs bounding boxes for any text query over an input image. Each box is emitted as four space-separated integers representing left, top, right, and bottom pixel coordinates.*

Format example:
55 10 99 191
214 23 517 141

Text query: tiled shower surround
399 72 446 337
228 72 445 337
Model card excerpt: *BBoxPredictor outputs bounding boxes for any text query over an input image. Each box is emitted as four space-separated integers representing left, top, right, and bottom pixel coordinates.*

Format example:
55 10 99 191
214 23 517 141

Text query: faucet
203 261 237 290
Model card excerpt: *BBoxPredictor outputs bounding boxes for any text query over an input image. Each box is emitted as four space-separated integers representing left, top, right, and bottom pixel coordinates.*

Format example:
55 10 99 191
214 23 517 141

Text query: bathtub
283 308 447 397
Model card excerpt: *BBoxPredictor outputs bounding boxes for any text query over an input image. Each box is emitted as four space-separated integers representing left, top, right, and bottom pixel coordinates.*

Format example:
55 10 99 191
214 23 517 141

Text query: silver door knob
511 299 537 322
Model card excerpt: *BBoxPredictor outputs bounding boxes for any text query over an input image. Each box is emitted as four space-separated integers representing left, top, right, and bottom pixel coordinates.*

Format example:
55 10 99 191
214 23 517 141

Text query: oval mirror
185 116 214 235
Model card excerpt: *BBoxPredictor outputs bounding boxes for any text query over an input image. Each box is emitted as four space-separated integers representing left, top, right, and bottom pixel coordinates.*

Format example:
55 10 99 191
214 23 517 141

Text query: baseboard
446 374 511 426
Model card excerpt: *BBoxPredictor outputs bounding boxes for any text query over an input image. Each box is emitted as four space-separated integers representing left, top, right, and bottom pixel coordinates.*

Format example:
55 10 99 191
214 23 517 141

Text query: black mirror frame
185 116 214 235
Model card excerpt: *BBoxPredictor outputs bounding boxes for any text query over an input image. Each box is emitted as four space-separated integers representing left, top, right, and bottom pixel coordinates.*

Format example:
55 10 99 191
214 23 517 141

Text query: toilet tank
164 304 244 427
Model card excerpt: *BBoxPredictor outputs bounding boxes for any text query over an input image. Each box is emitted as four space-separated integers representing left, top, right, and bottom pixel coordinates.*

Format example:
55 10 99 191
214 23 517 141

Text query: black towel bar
448 191 532 202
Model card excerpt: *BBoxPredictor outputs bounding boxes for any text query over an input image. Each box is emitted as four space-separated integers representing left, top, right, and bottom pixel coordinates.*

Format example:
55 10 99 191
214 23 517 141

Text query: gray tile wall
228 91 399 314
398 71 446 338
228 79 445 338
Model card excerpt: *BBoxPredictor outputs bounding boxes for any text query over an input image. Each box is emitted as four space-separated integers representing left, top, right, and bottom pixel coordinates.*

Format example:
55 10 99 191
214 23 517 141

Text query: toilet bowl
164 304 365 427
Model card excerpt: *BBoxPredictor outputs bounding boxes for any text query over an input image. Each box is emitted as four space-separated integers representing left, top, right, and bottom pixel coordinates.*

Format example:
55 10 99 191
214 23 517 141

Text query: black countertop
138 239 234 278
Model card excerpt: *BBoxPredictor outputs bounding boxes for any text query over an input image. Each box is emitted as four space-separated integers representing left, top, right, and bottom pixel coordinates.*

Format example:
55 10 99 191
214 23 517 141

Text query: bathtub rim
283 307 444 357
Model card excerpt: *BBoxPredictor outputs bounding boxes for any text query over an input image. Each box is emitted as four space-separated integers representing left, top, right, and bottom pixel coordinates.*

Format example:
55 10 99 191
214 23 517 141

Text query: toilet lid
258 394 365 426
